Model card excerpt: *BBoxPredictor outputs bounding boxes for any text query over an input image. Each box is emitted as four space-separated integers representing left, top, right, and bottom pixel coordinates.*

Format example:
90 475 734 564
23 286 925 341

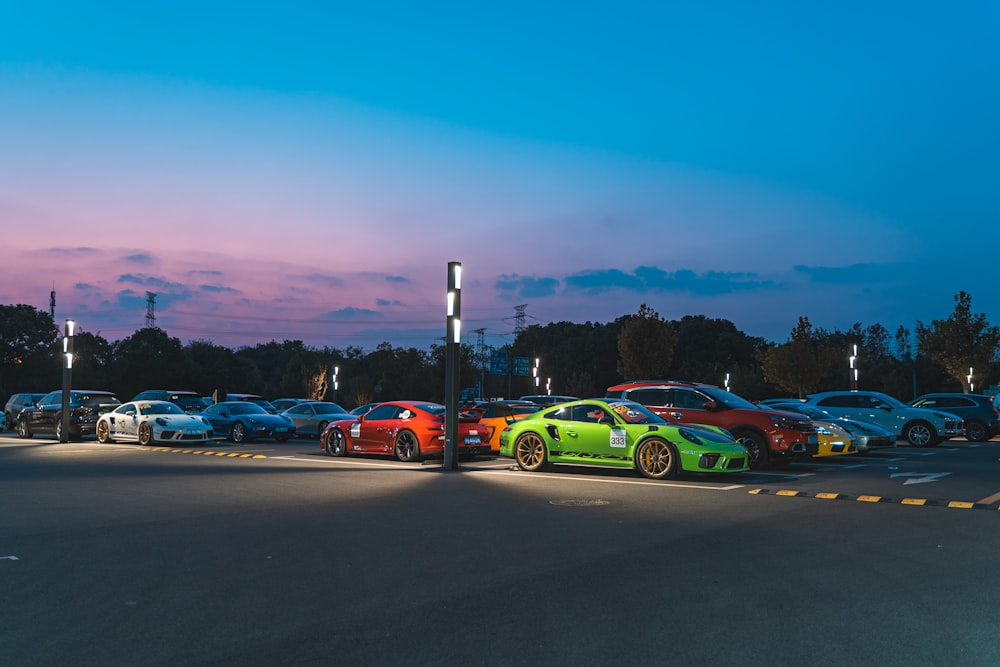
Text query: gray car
281 401 352 438
803 391 963 447
908 393 998 442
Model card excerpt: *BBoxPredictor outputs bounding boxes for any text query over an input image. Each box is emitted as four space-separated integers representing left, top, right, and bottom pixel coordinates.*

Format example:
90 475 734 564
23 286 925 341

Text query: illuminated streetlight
60 319 75 443
444 262 462 470
968 367 974 393
849 344 859 391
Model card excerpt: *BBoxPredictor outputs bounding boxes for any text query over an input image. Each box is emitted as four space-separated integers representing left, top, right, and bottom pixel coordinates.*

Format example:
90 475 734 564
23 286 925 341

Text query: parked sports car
198 401 296 442
498 399 749 479
97 400 213 445
763 402 896 451
470 400 541 452
281 401 353 438
320 400 489 461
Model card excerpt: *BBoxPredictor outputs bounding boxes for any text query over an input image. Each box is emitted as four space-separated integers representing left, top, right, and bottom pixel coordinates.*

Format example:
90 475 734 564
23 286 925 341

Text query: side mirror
599 415 616 425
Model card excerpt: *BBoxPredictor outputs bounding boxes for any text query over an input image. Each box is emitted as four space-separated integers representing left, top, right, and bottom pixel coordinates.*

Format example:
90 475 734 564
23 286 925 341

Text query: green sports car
498 399 749 479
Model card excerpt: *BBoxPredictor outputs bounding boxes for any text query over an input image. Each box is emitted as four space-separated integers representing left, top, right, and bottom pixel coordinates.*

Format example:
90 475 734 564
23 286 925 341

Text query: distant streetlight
60 319 75 443
849 344 859 391
724 372 731 392
968 367 974 393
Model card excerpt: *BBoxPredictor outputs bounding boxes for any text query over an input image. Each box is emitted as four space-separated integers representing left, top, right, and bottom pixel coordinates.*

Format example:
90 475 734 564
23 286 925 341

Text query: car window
365 404 399 420
625 388 669 406
287 405 308 415
572 404 607 422
817 395 856 408
673 389 710 409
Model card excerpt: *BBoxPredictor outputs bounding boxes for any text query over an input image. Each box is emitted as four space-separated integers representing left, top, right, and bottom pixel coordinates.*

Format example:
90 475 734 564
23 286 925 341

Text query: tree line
2 291 998 409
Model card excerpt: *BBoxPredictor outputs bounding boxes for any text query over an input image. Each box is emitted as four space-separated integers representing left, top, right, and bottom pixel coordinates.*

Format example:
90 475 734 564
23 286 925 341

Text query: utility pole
145 292 157 329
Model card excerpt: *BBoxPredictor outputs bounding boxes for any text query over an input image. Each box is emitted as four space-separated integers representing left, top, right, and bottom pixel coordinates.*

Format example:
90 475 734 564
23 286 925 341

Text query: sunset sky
2 2 997 352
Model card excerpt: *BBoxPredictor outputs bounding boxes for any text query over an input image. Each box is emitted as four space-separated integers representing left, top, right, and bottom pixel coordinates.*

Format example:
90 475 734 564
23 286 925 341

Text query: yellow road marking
857 495 882 503
815 493 840 499
901 498 927 505
948 501 975 509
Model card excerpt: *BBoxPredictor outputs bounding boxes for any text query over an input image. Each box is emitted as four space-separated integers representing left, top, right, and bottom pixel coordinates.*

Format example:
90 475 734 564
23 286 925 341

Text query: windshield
608 401 666 425
314 403 349 415
139 402 184 415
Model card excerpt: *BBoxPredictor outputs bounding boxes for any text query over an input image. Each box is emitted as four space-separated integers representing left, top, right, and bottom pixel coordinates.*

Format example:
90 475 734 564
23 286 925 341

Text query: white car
96 400 214 445
803 391 963 447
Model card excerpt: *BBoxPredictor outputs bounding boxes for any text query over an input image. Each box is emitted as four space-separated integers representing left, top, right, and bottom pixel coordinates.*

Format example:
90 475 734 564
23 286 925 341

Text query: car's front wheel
138 422 153 446
735 431 768 468
514 432 548 472
635 438 677 480
324 428 347 457
904 421 936 447
230 422 247 443
96 421 112 443
964 420 989 442
394 430 420 462
17 420 32 439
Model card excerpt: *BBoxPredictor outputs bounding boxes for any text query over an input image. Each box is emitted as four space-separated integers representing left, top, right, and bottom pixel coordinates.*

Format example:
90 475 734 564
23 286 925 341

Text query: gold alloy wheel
514 432 547 472
635 438 675 480
96 421 111 443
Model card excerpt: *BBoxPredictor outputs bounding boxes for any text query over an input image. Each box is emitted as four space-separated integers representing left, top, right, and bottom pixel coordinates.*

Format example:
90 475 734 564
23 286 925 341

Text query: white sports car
96 400 214 445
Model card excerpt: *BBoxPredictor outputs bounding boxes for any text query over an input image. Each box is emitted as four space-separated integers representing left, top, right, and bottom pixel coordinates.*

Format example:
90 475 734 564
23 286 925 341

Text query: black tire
324 428 347 457
964 420 989 442
394 430 420 462
275 434 290 442
514 432 548 472
904 421 936 447
17 419 32 439
635 438 677 480
138 422 153 446
96 421 112 443
316 421 328 439
735 431 769 469
230 421 247 443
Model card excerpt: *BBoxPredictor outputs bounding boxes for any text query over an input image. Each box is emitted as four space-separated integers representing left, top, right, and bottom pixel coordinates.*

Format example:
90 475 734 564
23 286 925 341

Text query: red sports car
319 400 489 461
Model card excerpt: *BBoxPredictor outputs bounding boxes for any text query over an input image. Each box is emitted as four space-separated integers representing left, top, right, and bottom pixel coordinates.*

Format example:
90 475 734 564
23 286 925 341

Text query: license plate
464 436 480 444
275 427 287 432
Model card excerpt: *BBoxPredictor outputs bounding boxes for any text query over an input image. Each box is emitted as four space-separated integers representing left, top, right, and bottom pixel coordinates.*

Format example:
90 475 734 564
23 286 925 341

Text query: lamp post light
533 357 540 390
968 367 974 393
849 344 859 391
60 319 75 443
724 372 731 392
443 262 461 470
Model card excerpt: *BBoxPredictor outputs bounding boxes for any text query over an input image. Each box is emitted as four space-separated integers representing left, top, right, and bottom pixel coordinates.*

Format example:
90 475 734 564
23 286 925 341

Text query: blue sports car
199 401 296 442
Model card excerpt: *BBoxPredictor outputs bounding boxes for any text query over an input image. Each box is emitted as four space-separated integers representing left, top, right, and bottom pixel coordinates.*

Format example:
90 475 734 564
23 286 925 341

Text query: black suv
909 393 998 442
4 393 46 431
132 390 210 413
16 390 121 441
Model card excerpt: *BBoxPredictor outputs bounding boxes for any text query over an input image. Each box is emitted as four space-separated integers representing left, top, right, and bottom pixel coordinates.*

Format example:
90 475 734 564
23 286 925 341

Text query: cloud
375 298 404 307
303 273 346 288
562 266 779 296
386 275 410 284
495 274 561 299
317 307 382 321
199 284 241 295
121 252 155 264
793 263 911 285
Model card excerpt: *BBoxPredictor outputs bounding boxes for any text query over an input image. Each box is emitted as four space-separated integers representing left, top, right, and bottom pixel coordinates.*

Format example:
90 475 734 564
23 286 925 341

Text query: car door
350 403 401 453
201 404 231 436
115 404 140 439
564 403 627 458
34 391 62 433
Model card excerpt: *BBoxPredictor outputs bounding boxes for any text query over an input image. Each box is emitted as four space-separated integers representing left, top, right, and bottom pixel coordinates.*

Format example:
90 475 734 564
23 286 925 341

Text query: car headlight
155 417 168 426
814 424 833 435
770 415 804 429
200 417 211 427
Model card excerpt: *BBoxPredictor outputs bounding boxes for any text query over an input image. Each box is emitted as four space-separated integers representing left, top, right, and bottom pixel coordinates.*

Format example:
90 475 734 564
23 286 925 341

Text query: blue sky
1 1 998 350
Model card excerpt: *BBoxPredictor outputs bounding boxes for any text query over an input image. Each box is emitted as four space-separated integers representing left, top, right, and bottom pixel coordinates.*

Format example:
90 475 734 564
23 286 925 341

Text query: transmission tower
513 304 527 336
145 292 157 328
49 285 56 319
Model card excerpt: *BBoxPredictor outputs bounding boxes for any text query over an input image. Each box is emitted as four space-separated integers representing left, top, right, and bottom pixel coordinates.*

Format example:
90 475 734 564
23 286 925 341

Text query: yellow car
813 421 857 457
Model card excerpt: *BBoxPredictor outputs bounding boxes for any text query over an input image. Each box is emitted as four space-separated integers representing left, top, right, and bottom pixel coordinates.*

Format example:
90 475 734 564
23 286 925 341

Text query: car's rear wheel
230 422 247 443
96 421 112 443
17 420 32 439
324 428 347 457
514 432 548 472
138 422 152 446
395 430 420 461
635 438 677 480
316 421 328 439
964 420 989 442
736 431 768 468
904 421 936 447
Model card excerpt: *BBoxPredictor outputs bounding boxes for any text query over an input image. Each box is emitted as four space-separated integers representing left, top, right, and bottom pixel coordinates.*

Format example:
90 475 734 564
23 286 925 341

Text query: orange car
473 401 541 451
319 400 490 461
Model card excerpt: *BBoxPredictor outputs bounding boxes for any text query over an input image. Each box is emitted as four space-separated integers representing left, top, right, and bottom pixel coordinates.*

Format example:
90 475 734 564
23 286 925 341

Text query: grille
727 457 746 469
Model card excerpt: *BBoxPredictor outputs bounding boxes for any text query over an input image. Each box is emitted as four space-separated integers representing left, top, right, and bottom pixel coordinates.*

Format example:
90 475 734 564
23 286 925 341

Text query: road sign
513 356 531 376
489 350 508 375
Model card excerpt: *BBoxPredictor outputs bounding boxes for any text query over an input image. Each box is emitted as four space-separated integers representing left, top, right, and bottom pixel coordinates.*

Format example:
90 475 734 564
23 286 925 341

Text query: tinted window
571 404 608 422
625 388 669 406
817 395 857 408
365 404 399 420
673 388 711 409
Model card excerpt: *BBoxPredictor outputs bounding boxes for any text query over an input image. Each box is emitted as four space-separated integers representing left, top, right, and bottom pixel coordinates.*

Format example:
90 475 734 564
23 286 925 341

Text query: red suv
605 380 818 468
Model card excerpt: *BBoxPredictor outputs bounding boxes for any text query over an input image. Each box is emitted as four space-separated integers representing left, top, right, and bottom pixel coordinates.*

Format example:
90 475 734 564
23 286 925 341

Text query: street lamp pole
444 262 461 470
849 344 859 391
60 319 75 443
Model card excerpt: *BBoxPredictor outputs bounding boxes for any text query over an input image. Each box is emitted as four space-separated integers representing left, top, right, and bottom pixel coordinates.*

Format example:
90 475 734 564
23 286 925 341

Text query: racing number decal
609 427 626 448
